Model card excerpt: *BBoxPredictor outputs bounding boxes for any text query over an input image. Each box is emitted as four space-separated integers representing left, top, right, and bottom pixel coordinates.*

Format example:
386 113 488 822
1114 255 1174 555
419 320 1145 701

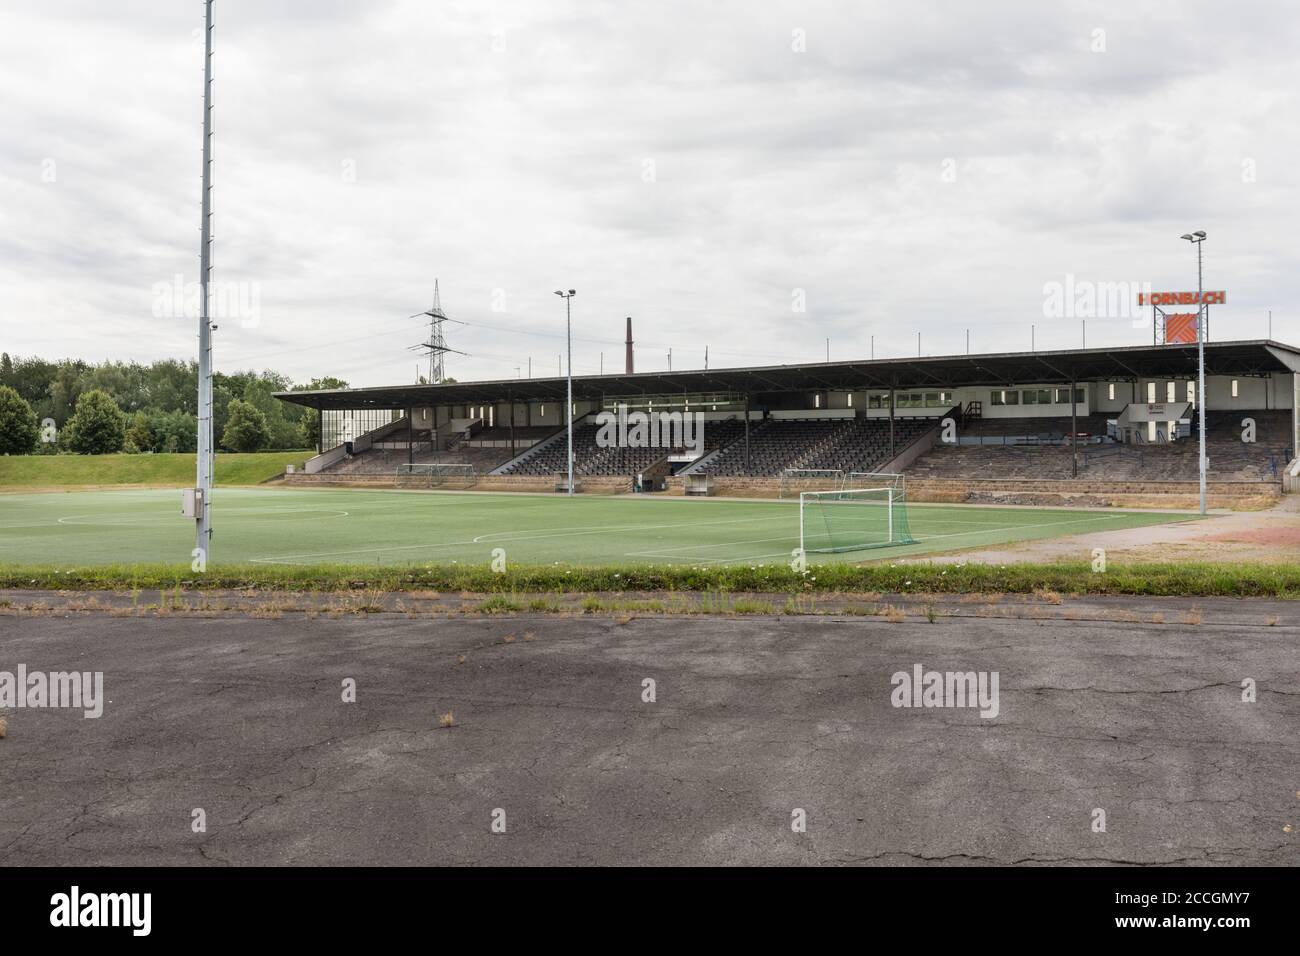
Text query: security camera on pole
554 289 577 496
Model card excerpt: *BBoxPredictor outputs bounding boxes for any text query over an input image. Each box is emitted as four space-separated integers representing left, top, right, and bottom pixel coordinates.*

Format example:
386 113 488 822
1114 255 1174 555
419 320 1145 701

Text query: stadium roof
275 339 1300 411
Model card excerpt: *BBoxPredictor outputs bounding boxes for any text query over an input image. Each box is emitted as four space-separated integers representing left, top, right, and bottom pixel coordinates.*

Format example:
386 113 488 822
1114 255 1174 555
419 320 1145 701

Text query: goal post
779 468 843 498
844 471 904 493
395 462 477 488
799 487 916 554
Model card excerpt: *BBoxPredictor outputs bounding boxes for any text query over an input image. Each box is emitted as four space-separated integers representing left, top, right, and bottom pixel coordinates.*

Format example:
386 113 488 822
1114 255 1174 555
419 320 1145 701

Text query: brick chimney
625 316 634 374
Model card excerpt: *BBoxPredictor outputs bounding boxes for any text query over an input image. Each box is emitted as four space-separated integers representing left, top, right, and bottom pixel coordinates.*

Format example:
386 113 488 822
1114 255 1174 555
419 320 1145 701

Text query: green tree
125 411 155 453
151 409 197 453
221 398 269 452
65 389 126 454
300 411 320 450
242 378 300 449
0 384 39 454
45 360 90 429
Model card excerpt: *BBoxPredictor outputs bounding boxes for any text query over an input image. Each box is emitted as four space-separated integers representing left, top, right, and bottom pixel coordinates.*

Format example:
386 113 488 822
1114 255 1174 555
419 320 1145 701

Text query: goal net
779 468 843 498
395 462 477 488
799 487 916 553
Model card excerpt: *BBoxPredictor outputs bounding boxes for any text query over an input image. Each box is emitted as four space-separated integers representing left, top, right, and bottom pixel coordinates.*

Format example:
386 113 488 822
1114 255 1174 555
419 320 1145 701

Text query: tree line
0 354 345 455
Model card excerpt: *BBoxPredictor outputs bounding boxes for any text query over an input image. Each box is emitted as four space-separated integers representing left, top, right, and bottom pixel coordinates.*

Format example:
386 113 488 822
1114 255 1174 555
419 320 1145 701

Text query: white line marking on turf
625 513 1134 564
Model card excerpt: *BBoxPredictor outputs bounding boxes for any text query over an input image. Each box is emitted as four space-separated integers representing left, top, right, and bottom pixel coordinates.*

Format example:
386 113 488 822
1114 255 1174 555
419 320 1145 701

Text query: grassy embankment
0 452 311 489
2 560 1298 598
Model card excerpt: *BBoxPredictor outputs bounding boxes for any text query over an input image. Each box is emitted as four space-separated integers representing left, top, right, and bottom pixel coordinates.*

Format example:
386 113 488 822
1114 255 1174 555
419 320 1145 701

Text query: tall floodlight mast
554 290 577 496
193 0 216 563
1180 230 1209 516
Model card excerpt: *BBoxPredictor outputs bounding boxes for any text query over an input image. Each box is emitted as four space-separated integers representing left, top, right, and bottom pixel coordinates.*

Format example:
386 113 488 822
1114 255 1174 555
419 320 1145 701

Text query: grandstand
275 339 1300 506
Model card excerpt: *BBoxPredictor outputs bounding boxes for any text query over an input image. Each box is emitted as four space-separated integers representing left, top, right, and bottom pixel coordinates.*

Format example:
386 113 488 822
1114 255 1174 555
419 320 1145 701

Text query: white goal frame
779 468 843 498
845 471 905 491
799 486 900 554
395 462 477 487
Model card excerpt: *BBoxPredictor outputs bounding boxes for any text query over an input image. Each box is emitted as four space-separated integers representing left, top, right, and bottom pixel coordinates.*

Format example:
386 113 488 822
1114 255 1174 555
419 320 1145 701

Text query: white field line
53 508 351 527
250 513 792 563
628 512 1135 564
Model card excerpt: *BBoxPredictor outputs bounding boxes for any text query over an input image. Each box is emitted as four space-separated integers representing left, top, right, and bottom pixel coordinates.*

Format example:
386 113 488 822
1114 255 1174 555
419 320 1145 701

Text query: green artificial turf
0 486 1196 569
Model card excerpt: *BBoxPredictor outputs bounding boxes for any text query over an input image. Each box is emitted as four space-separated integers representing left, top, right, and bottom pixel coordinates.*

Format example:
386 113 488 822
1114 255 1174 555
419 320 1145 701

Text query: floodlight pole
195 0 215 561
1183 232 1208 516
555 290 577 496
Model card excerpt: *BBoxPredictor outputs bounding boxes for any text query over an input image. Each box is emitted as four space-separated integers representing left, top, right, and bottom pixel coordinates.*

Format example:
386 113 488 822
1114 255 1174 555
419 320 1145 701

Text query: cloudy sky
2 0 1297 386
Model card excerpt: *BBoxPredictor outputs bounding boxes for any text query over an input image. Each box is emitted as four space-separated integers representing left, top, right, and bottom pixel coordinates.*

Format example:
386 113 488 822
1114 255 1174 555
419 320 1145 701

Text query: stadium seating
498 417 748 478
314 406 1292 486
696 417 933 477
324 444 514 475
906 410 1293 481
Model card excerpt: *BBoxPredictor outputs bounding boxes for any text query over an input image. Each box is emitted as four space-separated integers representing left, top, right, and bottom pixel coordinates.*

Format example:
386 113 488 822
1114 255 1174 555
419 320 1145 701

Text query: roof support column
888 383 895 460
1070 377 1078 478
744 393 751 473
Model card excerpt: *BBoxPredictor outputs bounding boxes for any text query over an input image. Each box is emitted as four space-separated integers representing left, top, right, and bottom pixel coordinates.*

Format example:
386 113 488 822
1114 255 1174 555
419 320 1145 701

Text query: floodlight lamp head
1193 230 1206 239
568 289 576 296
1181 234 1194 240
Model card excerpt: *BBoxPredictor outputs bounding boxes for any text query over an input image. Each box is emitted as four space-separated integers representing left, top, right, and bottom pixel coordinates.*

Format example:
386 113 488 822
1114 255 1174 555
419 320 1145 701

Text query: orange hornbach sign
1138 290 1226 306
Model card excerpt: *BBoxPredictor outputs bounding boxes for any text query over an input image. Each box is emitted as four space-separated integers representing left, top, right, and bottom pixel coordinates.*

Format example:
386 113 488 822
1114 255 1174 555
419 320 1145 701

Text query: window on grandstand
1186 381 1195 403
868 394 883 409
1022 389 1051 405
1108 383 1116 401
898 393 925 409
1146 382 1157 403
1231 379 1239 398
1053 387 1085 404
924 391 952 407
1166 382 1177 402
990 389 1019 406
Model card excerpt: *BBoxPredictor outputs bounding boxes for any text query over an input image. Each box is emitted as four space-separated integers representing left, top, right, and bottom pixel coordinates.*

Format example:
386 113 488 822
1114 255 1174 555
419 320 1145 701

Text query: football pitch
0 487 1198 568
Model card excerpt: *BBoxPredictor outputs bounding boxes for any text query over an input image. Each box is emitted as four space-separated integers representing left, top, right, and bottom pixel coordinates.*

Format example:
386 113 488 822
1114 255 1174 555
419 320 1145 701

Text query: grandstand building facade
276 339 1300 504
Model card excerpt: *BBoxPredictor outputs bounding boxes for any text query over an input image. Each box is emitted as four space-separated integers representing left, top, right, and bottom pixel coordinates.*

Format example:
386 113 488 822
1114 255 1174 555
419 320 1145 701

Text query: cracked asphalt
1 603 1297 865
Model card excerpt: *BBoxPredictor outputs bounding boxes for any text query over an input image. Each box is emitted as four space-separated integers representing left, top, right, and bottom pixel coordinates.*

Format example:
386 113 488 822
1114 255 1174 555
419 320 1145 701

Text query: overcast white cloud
1 0 1296 386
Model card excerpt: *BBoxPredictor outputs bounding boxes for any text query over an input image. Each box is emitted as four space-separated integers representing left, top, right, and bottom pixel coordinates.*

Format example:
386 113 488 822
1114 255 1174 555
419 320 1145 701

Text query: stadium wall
662 474 1279 509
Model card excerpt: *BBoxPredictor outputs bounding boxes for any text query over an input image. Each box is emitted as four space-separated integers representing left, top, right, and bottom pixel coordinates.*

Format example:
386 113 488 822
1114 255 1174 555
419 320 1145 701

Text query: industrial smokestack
625 316 634 374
